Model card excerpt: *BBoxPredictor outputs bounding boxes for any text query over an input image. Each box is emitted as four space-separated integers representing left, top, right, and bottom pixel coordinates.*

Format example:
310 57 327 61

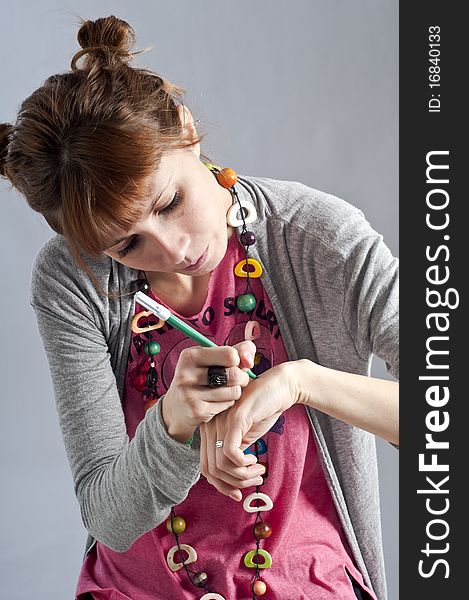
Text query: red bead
216 167 238 188
144 398 158 412
253 521 272 539
240 230 256 246
252 579 267 595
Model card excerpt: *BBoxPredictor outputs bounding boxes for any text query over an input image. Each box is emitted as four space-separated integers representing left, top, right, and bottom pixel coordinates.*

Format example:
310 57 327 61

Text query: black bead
193 571 208 587
146 368 158 387
128 278 151 295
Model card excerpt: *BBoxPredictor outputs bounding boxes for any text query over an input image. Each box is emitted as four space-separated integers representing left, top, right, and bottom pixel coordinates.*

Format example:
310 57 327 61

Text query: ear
176 104 200 158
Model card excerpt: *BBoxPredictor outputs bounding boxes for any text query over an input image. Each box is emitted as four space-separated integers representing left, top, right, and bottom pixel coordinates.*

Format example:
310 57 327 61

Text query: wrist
161 395 195 444
291 358 325 409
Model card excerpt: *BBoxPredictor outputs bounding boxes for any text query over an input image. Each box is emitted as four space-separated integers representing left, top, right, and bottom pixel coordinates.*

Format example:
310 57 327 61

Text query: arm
30 239 201 552
203 201 400 488
333 204 399 444
199 355 398 500
293 360 399 445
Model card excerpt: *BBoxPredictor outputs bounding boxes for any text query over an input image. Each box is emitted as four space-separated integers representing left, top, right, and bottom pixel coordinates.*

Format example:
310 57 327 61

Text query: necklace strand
132 169 273 598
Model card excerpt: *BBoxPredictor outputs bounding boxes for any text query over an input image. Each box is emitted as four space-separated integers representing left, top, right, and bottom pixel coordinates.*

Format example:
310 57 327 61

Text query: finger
199 422 257 494
181 346 241 369
204 472 243 502
214 420 265 485
212 461 266 489
180 365 250 388
203 418 239 499
204 419 264 492
191 384 243 405
223 412 253 467
199 422 209 478
232 340 257 370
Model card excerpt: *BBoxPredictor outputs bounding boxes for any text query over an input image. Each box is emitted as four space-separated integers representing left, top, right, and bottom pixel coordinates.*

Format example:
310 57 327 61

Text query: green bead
202 161 221 172
166 515 186 534
237 294 256 313
144 341 161 356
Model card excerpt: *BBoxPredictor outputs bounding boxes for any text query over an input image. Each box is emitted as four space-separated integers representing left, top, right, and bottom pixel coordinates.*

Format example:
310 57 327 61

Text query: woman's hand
199 361 298 500
161 340 257 443
199 409 266 501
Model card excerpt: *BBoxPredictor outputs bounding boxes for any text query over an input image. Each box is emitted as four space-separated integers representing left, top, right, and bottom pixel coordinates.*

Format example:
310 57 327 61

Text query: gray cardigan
30 174 398 600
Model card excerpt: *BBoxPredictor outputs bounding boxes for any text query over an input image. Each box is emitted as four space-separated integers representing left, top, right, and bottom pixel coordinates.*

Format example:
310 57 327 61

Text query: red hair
0 15 210 296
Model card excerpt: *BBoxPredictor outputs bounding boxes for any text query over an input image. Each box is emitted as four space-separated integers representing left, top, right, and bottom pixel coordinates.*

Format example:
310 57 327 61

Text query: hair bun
72 15 136 71
0 122 13 179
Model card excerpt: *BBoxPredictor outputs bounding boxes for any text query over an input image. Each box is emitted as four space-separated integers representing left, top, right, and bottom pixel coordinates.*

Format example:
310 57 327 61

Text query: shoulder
30 234 132 316
31 234 111 276
31 235 106 295
238 174 375 260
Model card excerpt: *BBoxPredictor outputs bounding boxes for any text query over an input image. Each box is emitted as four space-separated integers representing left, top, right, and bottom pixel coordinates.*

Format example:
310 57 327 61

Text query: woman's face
103 148 234 279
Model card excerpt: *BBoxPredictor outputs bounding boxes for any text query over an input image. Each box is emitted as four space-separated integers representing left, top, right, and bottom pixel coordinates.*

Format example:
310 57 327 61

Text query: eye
159 192 182 214
117 235 140 257
116 192 182 257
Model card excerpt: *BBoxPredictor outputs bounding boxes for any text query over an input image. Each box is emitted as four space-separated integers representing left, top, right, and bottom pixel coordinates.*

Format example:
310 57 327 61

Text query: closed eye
116 192 182 257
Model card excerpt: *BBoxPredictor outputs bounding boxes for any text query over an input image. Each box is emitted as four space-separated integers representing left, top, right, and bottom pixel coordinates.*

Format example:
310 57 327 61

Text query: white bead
243 491 274 513
226 199 257 227
166 543 197 572
200 594 226 600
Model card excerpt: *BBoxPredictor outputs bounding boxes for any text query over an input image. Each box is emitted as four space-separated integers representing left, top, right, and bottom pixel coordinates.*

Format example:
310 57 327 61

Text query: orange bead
252 579 267 595
144 398 158 412
216 167 238 188
253 521 272 539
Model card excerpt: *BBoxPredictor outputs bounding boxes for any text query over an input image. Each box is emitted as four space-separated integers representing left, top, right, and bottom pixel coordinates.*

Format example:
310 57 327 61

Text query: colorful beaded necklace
130 164 274 599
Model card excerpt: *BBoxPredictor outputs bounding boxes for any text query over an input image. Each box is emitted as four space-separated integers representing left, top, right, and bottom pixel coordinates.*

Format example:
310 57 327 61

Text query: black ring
207 365 228 387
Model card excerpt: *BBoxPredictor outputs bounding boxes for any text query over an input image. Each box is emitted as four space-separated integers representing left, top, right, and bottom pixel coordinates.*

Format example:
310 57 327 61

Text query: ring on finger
207 365 228 387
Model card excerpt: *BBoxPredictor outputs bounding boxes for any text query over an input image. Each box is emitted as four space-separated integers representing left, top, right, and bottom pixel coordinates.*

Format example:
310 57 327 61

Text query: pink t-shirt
76 232 376 600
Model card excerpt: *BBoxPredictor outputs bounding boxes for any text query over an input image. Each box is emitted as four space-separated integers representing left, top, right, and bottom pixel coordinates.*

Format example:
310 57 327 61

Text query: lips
185 248 208 271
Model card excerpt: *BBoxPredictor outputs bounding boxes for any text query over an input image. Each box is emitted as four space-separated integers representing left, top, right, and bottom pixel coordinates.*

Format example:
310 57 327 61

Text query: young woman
0 15 398 600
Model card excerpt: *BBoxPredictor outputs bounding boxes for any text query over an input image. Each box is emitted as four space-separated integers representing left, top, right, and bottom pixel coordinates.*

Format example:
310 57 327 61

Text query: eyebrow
106 177 171 249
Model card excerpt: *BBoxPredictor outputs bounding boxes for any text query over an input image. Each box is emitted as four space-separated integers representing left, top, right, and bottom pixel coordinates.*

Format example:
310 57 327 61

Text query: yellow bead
234 258 263 278
166 515 186 534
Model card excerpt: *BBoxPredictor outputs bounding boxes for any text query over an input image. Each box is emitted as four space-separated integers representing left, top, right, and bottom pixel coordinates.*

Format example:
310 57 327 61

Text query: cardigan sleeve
29 240 201 552
340 211 399 381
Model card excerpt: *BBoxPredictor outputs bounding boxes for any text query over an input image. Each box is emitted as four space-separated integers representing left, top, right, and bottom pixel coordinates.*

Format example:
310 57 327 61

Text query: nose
146 225 191 267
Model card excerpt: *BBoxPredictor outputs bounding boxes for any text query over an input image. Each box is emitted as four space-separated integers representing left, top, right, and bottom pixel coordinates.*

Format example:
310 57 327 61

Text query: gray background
0 1 398 599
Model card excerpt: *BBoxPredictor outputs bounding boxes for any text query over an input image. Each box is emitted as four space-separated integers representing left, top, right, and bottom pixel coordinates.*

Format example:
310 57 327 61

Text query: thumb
232 339 257 370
